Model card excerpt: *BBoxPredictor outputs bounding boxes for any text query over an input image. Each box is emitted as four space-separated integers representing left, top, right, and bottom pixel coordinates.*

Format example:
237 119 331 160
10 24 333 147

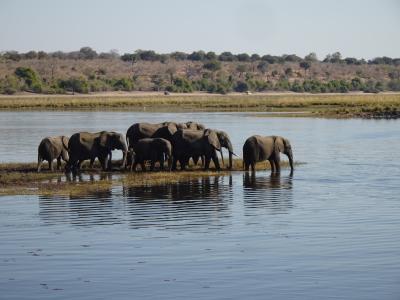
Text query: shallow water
0 112 399 299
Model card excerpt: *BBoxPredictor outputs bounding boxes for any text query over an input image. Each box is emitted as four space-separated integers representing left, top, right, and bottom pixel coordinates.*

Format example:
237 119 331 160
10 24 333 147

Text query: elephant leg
150 160 155 171
57 157 62 170
89 158 95 169
49 160 54 171
131 162 138 171
172 157 177 171
140 162 146 171
159 155 165 171
251 163 255 173
201 155 205 167
37 157 44 172
107 152 112 171
211 153 221 170
204 157 211 170
269 159 276 173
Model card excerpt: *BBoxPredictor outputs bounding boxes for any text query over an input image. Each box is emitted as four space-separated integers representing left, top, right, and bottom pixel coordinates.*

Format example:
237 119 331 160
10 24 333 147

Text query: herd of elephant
37 121 294 174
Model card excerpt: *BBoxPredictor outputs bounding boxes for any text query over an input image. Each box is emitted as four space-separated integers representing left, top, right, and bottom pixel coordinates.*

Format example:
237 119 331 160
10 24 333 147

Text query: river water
0 111 399 299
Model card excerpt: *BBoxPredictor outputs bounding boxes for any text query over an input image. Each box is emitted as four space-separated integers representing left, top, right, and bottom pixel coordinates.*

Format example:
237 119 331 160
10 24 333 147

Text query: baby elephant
37 136 69 172
243 135 294 173
129 138 172 171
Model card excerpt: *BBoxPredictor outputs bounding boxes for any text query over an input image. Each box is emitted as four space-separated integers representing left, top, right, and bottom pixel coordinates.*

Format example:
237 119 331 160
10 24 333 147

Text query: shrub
0 75 21 94
203 60 221 71
58 77 89 93
112 78 134 91
235 81 249 92
166 77 193 93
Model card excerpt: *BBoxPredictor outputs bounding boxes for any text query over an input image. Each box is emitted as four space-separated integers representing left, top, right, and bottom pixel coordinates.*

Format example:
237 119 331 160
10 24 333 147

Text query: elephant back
38 137 60 160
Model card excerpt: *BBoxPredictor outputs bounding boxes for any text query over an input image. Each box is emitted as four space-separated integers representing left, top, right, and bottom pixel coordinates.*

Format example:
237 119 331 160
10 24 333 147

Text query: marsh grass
0 159 298 196
0 93 399 117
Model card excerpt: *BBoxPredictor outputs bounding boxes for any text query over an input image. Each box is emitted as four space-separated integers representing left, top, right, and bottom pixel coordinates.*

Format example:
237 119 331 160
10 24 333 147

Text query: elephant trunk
226 140 233 170
219 149 224 167
167 154 173 171
288 150 294 171
121 144 128 169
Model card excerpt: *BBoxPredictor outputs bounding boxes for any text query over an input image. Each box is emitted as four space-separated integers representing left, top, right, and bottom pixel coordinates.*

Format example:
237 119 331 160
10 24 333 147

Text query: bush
166 77 193 93
387 80 400 91
15 67 41 88
203 60 221 71
235 81 249 92
0 75 21 94
58 77 89 93
112 78 134 91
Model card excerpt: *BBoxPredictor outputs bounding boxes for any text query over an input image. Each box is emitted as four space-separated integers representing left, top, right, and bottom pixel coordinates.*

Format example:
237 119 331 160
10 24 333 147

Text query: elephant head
214 130 234 169
274 136 294 171
99 131 128 168
186 121 205 130
204 129 221 151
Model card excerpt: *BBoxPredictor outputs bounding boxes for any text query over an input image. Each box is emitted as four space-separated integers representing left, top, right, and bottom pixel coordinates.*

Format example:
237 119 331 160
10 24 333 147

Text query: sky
0 0 399 59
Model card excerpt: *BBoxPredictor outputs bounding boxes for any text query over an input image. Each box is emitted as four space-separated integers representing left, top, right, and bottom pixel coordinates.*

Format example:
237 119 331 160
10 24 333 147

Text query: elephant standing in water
66 131 127 172
37 136 69 172
242 135 294 173
172 129 222 171
192 129 234 170
129 138 173 171
125 121 205 147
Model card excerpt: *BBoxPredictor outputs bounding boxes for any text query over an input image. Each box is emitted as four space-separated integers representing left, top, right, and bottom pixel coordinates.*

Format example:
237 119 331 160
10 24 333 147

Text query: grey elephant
242 135 294 173
185 121 205 130
172 129 222 170
126 121 205 148
192 129 234 169
37 135 69 172
66 131 127 172
129 138 173 171
126 122 178 148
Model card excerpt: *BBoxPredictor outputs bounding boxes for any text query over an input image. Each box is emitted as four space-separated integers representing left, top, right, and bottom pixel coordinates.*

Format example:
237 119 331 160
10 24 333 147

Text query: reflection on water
39 175 234 229
243 172 293 214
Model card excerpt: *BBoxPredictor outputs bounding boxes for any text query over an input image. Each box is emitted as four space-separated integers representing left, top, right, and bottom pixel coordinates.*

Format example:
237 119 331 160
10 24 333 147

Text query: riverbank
0 159 297 196
0 92 399 118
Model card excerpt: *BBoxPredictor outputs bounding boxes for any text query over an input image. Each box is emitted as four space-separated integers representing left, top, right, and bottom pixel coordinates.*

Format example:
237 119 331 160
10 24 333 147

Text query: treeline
2 66 399 95
2 47 400 65
1 47 400 95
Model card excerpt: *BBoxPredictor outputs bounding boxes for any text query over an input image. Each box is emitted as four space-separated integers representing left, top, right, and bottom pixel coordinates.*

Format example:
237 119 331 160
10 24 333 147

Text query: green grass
0 93 399 117
0 159 298 196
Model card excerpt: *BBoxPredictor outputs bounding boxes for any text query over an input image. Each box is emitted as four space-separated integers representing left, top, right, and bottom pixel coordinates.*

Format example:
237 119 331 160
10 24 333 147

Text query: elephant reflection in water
39 186 117 226
243 172 293 213
122 175 233 229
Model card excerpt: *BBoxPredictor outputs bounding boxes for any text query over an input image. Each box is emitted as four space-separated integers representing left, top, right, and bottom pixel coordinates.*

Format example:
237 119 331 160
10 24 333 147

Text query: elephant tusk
231 152 239 157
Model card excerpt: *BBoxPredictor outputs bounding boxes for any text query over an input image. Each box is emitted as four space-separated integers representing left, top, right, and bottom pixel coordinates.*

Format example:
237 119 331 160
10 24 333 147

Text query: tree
237 53 250 62
236 65 248 78
203 60 221 72
285 68 293 77
299 61 311 77
257 61 268 74
170 51 187 61
304 52 318 62
235 81 249 92
188 51 206 61
205 51 217 60
79 47 98 59
15 67 42 92
219 52 236 61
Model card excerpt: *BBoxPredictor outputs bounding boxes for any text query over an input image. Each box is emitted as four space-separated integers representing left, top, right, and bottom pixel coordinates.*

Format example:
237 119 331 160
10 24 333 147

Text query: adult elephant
126 122 180 148
185 121 205 130
129 138 172 171
172 129 222 171
193 129 234 170
242 135 294 173
66 131 127 172
37 136 69 172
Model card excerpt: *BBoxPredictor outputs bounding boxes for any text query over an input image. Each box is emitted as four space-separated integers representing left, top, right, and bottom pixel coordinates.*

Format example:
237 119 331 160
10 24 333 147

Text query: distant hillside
1 48 400 94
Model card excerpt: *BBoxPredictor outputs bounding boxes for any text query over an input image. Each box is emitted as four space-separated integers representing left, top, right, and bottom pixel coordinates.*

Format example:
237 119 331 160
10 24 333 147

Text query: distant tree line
2 65 400 95
1 47 400 65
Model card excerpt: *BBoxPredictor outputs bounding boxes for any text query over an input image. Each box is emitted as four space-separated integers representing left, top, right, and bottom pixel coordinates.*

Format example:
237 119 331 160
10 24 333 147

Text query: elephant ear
167 124 177 135
99 132 111 149
205 130 221 150
274 136 285 153
61 136 69 150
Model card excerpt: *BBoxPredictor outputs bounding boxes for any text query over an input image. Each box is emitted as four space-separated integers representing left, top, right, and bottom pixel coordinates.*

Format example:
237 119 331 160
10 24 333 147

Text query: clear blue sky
1 0 399 59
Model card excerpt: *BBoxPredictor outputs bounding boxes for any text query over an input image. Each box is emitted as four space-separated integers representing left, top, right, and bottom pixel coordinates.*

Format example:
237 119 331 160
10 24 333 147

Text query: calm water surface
0 111 399 299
